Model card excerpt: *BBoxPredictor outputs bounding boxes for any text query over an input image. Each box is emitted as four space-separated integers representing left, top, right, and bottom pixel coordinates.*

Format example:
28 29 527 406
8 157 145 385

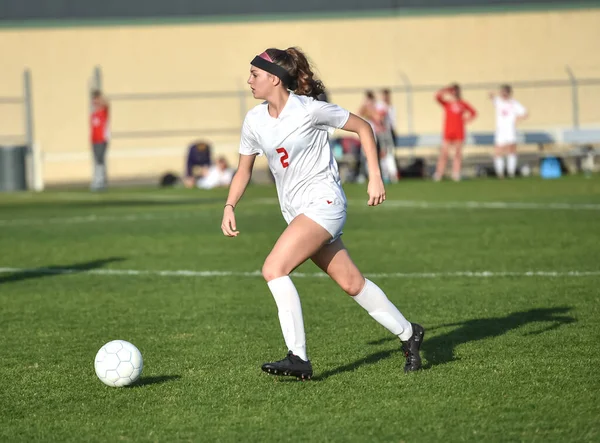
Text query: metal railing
92 65 600 142
0 70 34 148
0 70 41 191
90 66 247 140
394 67 599 133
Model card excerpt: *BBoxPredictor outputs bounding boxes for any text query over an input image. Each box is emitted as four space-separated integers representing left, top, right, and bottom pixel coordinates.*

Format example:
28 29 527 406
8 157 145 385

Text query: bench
562 128 600 145
395 130 560 149
333 128 600 180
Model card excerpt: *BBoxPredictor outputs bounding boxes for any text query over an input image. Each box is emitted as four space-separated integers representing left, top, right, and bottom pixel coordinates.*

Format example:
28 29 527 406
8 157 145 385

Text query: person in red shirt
433 84 476 181
90 90 110 191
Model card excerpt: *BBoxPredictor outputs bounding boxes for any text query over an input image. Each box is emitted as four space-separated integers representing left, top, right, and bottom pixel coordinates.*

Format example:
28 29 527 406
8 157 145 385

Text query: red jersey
436 93 476 141
91 106 110 143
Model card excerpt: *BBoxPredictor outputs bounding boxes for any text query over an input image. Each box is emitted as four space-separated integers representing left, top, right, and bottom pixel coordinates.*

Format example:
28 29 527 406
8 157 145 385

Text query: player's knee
261 260 288 282
339 274 366 296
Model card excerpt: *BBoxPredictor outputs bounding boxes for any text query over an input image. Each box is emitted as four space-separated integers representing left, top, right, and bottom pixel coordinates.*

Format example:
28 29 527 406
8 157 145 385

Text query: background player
90 90 110 191
376 89 399 183
490 84 528 178
433 84 477 182
357 90 384 181
221 47 424 379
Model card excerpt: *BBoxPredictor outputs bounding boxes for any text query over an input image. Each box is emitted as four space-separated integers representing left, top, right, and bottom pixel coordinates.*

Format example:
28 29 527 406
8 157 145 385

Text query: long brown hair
264 47 326 99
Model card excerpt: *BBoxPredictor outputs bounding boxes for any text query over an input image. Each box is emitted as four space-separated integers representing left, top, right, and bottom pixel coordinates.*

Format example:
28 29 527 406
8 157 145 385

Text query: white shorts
282 197 347 243
495 131 517 147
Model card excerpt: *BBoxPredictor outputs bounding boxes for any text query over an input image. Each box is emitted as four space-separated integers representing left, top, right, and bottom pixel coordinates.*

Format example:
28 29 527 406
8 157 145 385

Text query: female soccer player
221 47 424 379
490 84 528 178
433 84 477 182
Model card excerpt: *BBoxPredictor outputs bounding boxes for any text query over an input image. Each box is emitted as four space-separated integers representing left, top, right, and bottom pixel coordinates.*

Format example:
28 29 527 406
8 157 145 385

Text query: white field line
375 200 600 210
0 267 599 279
238 198 599 211
0 212 199 226
4 191 600 209
3 192 198 202
256 198 600 210
1 199 599 227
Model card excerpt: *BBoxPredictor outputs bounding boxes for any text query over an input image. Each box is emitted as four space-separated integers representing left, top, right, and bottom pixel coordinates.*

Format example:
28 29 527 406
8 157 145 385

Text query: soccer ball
94 340 143 387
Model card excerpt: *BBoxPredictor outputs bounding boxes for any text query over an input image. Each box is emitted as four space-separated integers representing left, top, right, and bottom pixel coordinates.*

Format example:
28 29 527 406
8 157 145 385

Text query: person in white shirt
375 89 399 183
380 89 397 141
357 90 383 182
221 47 423 379
196 157 233 190
490 85 528 178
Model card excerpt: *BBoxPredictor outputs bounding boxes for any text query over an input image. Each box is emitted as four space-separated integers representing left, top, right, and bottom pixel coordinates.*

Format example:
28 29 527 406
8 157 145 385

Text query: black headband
251 56 296 89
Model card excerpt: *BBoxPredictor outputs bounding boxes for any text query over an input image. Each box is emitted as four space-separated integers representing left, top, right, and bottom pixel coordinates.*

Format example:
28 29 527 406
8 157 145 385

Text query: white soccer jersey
239 93 350 221
494 97 527 140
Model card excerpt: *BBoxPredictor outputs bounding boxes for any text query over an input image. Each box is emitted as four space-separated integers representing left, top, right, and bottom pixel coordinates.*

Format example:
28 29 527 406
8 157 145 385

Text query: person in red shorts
433 84 476 181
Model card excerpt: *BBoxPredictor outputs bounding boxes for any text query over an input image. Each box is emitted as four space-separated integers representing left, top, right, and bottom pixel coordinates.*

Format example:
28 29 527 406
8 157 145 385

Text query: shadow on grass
316 307 577 379
131 375 182 387
311 349 399 381
0 257 126 285
420 306 575 368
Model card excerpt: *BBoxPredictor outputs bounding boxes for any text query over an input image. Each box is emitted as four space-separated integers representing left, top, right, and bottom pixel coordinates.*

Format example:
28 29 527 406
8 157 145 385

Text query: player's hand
367 178 386 206
221 207 239 237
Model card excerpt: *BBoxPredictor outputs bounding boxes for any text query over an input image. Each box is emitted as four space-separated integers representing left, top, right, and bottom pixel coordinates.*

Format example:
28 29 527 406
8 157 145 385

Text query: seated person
196 157 234 190
184 141 212 188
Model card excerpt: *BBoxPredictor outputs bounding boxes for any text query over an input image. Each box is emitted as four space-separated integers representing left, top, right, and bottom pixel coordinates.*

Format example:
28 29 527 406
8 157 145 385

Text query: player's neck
266 90 291 119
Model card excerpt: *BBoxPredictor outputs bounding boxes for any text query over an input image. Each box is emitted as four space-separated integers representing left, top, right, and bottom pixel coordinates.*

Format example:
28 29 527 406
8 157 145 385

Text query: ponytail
264 47 326 99
285 47 325 98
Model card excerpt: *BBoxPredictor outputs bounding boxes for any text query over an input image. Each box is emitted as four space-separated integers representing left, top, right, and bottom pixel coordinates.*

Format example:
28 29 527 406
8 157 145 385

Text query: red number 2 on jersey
276 147 289 168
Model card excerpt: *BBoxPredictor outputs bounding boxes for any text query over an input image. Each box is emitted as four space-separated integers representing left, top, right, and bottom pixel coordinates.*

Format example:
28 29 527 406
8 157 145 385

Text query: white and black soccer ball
94 340 143 387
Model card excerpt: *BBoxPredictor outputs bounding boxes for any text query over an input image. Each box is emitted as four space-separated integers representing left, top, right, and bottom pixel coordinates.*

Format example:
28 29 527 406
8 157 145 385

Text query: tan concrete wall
0 8 599 184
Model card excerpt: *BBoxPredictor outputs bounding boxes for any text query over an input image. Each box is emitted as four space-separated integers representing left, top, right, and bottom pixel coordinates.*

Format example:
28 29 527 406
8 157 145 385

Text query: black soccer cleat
261 351 313 380
401 323 425 373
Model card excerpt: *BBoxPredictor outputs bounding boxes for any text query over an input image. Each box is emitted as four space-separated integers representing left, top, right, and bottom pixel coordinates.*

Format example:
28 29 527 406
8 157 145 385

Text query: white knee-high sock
507 154 517 178
494 156 505 178
267 276 308 361
352 279 413 341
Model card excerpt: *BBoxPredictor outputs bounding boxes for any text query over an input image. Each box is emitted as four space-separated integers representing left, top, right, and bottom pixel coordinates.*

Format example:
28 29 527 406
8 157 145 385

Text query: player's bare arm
342 113 386 206
221 153 256 237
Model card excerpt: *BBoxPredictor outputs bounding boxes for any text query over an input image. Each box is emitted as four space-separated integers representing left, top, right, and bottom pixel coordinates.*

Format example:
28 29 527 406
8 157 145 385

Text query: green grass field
1 176 599 442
